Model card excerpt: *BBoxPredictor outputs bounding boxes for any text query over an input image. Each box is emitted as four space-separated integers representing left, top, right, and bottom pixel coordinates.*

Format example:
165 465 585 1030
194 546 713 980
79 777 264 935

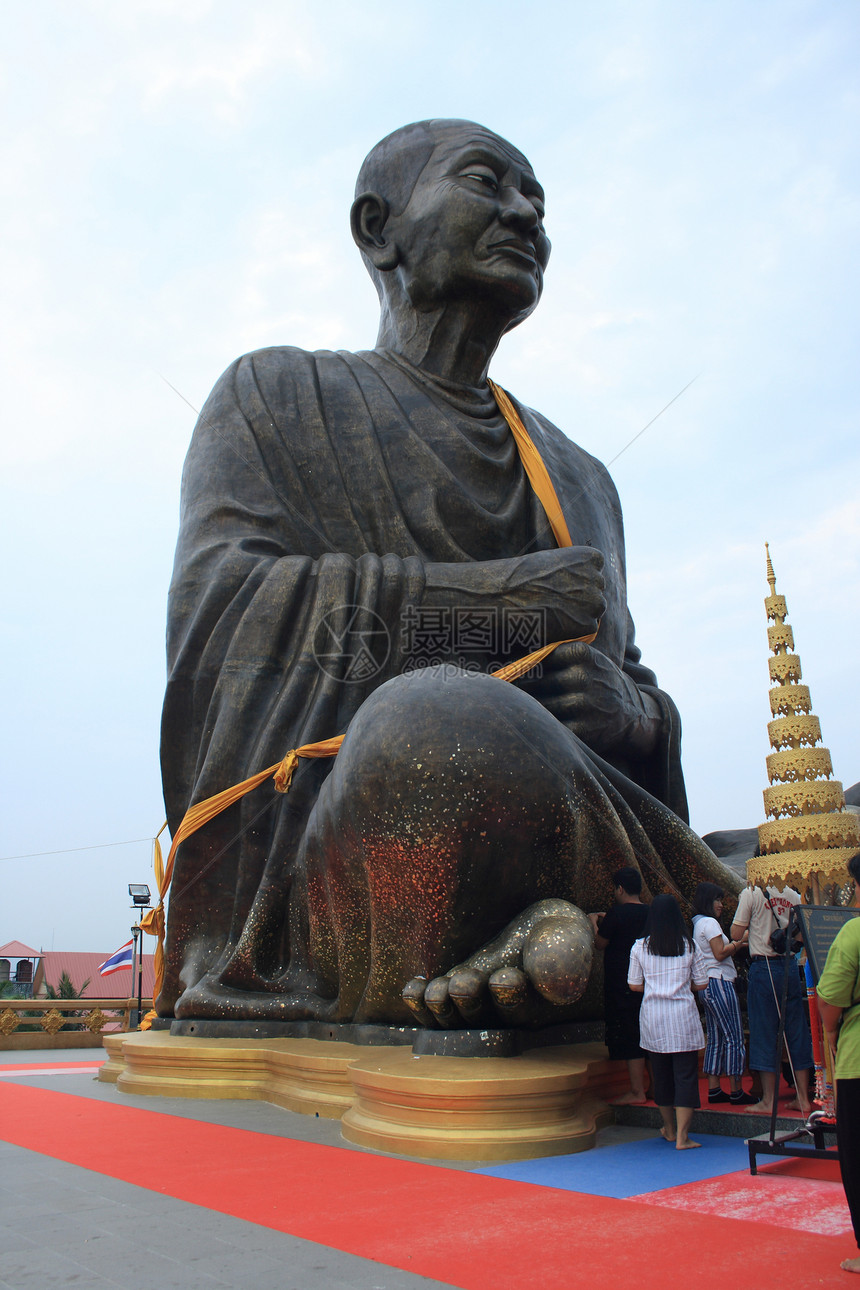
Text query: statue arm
423 549 606 648
618 611 690 820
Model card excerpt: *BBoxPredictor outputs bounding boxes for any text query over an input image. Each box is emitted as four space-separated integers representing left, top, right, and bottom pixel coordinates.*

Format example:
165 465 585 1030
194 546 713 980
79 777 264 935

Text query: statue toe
424 975 460 1027
402 976 437 1027
522 912 593 1006
488 965 531 1024
447 967 491 1024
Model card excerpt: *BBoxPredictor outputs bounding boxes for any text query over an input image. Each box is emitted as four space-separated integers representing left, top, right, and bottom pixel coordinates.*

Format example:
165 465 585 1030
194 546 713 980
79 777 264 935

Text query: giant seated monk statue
158 118 736 1030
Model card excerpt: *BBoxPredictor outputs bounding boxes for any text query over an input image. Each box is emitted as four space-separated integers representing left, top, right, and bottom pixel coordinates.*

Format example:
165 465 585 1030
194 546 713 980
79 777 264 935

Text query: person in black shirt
590 867 650 1103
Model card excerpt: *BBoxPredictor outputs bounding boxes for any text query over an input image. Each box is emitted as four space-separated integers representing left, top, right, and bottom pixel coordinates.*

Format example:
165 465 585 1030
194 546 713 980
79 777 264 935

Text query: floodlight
128 883 151 906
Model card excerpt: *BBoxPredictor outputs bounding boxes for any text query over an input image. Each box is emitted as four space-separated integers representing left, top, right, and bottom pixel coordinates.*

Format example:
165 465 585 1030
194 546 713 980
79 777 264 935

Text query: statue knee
343 664 498 760
349 662 558 745
333 662 574 816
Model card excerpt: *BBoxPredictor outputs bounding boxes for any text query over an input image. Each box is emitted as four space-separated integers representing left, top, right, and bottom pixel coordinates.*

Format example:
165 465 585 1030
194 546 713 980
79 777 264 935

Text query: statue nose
499 188 540 231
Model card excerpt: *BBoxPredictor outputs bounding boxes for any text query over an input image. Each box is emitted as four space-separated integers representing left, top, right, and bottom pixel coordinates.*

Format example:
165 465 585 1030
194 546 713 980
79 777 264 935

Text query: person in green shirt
817 852 860 1275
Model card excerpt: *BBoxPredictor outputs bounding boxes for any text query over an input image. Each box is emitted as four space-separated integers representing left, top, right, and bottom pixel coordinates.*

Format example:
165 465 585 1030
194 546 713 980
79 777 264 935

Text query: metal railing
0 997 153 1048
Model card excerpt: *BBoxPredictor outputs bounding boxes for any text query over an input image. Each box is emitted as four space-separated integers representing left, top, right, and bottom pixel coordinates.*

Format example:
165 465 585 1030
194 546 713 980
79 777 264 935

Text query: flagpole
130 922 141 1028
136 922 144 1026
127 882 152 1030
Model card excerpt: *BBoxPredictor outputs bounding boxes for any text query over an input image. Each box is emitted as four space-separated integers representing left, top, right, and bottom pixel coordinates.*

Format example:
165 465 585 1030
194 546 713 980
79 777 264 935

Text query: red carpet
0 1081 852 1290
0 1060 104 1072
635 1158 852 1237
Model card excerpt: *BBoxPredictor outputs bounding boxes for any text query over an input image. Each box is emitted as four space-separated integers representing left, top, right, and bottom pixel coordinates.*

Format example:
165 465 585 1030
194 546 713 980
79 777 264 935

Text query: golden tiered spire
747 545 860 896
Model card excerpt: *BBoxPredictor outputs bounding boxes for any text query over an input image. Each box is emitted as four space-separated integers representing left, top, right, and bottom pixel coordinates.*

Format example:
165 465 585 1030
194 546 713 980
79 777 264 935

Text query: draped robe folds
160 346 731 1025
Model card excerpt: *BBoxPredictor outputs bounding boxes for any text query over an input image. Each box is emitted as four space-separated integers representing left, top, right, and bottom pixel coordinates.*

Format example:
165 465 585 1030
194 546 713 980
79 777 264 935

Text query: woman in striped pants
692 883 757 1105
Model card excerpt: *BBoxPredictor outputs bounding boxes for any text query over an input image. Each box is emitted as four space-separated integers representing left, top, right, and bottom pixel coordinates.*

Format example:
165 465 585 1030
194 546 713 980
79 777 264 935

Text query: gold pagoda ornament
747 545 860 897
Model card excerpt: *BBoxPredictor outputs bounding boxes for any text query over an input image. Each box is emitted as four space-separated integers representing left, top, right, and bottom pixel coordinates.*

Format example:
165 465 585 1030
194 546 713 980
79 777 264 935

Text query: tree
43 970 90 1030
44 970 90 999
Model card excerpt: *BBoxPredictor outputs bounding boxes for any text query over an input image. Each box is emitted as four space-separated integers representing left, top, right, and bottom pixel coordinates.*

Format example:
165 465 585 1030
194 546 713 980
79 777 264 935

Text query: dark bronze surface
160 119 739 1031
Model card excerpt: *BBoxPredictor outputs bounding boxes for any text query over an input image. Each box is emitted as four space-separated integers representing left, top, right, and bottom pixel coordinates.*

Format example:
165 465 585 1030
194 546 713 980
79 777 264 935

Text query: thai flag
98 940 134 976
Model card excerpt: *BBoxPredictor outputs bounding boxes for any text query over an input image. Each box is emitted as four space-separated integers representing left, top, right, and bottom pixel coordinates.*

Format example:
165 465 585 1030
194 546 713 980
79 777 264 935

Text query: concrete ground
1 1048 463 1289
0 1047 852 1290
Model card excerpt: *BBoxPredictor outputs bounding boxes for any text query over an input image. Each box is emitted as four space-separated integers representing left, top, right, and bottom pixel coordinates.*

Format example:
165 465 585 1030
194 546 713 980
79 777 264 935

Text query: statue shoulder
229 344 350 385
201 345 362 421
519 403 620 503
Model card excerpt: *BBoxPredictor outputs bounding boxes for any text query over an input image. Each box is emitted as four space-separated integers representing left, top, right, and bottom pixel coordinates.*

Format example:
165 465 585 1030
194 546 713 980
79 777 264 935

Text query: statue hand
505 546 606 642
521 642 661 758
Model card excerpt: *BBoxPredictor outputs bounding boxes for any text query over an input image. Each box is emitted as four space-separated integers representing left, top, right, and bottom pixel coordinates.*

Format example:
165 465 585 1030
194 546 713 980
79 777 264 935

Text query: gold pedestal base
99 1033 128 1081
101 1032 624 1160
343 1043 616 1160
103 1031 356 1118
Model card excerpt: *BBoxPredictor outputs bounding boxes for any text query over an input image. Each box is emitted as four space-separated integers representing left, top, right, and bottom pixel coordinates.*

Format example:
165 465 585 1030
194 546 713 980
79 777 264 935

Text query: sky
1 0 857 954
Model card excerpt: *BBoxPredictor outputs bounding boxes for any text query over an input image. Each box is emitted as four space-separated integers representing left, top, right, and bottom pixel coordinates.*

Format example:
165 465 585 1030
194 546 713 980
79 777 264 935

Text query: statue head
351 119 551 338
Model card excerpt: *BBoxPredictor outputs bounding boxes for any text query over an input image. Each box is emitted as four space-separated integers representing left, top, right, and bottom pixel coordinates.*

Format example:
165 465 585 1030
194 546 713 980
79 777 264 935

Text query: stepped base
343 1042 615 1160
101 1032 625 1160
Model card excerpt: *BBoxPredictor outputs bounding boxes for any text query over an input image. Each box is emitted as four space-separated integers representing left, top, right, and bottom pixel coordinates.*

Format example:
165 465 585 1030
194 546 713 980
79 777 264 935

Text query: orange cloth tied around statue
139 381 597 1027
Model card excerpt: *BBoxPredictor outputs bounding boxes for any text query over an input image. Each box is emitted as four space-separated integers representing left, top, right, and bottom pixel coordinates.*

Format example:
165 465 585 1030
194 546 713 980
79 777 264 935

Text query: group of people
592 857 860 1275
590 867 815 1150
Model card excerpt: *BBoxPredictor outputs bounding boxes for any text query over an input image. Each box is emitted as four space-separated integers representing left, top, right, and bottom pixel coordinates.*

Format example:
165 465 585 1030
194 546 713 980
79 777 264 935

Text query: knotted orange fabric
139 383 596 1026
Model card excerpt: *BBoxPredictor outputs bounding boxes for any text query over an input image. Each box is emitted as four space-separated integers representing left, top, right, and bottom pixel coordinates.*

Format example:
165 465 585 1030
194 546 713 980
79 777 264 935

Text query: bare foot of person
659 1127 675 1142
676 1138 701 1150
747 1101 772 1114
840 1256 860 1273
402 899 594 1028
610 1091 649 1106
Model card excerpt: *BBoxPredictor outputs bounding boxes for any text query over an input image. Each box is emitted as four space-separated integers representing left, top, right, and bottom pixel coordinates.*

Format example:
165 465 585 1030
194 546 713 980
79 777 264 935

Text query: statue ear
351 192 399 271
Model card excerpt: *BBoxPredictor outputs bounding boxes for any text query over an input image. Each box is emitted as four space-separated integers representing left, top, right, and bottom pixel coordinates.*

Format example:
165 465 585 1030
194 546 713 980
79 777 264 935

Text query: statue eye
462 168 499 192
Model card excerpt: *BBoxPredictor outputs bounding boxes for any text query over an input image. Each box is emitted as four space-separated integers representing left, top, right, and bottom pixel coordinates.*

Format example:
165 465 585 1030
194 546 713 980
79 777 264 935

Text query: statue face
390 126 550 323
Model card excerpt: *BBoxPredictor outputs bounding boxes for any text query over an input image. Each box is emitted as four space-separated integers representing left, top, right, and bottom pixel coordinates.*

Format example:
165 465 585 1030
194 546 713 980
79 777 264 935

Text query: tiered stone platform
101 1030 626 1161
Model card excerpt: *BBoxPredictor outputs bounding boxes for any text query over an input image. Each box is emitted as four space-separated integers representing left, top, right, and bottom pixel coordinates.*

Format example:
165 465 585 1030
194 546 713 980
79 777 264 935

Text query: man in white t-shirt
730 885 814 1116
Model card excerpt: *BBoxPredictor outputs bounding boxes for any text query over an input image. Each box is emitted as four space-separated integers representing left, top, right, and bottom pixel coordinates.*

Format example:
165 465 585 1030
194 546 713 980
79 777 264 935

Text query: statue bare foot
173 965 339 1024
402 899 594 1029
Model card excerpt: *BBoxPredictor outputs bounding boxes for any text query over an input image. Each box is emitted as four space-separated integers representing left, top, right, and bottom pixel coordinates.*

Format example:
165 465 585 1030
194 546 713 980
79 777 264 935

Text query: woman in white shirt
628 894 709 1149
692 882 755 1106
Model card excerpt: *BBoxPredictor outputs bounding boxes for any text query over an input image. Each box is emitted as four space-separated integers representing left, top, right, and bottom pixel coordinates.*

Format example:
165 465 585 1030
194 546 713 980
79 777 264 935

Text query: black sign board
793 905 860 983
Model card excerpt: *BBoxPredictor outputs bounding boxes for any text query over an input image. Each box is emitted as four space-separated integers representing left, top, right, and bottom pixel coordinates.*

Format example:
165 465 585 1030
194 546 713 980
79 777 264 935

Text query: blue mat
474 1133 751 1198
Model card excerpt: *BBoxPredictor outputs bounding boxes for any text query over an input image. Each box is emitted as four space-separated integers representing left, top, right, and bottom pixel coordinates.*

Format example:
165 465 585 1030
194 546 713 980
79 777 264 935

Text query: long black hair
692 882 724 918
644 893 693 957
